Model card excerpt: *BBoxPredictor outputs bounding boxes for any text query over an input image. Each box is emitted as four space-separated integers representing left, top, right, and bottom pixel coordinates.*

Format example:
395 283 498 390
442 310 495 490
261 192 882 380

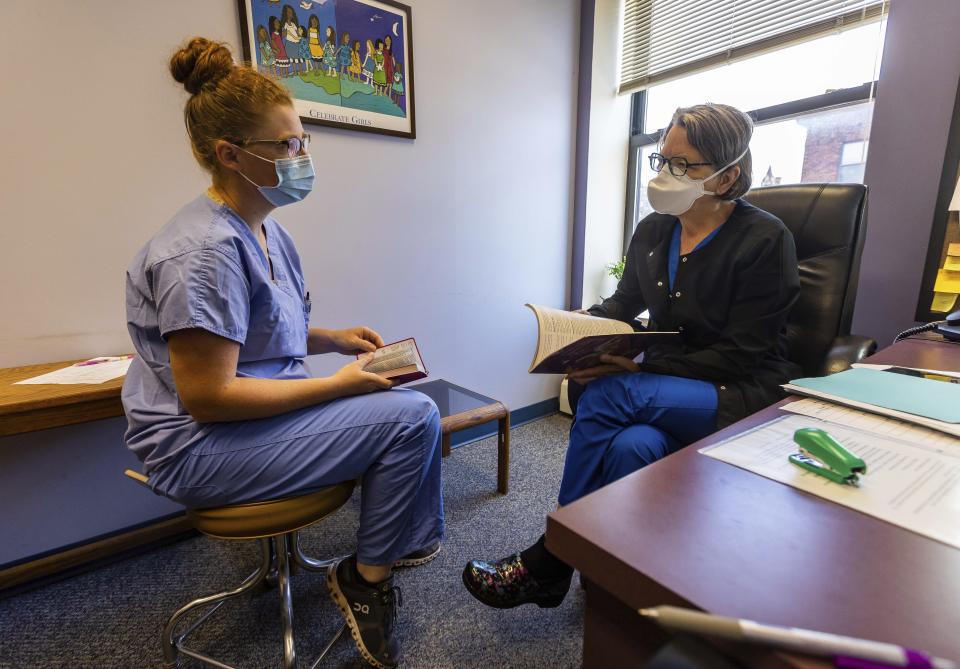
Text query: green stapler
789 428 867 486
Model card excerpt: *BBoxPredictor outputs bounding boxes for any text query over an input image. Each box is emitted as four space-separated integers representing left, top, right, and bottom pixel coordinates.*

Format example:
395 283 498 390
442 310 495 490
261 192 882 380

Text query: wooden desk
547 338 960 668
0 359 191 592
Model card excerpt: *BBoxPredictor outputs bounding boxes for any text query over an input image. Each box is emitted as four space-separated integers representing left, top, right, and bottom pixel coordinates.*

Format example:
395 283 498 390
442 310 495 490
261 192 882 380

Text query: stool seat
186 481 356 540
121 472 354 667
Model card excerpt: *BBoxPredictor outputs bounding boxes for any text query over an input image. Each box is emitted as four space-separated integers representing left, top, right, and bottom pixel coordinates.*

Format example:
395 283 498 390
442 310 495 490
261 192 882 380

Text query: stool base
163 532 345 669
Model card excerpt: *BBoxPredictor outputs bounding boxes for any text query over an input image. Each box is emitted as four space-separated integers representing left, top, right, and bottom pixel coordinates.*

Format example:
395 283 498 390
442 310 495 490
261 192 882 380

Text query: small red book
358 338 428 385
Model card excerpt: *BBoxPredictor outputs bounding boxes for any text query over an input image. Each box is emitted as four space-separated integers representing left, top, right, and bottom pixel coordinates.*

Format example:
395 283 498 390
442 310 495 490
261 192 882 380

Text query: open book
526 304 678 374
358 338 428 385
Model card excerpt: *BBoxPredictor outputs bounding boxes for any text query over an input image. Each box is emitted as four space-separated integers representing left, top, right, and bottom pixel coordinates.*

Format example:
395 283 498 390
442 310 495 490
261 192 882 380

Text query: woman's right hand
331 360 394 396
566 355 640 384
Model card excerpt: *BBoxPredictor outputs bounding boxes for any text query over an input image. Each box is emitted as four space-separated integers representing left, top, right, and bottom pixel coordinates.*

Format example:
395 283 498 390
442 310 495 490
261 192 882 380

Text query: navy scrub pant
559 372 718 506
150 387 444 566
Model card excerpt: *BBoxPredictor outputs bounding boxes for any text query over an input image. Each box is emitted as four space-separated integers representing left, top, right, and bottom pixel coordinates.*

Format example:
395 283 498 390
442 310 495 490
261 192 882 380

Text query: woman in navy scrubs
463 103 801 611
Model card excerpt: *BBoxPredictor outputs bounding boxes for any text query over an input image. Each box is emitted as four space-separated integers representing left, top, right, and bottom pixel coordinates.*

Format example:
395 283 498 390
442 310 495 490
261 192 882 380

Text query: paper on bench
14 356 133 385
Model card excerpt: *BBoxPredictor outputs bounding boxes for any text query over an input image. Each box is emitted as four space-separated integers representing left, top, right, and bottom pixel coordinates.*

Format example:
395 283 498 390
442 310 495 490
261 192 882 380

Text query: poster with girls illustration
239 0 415 138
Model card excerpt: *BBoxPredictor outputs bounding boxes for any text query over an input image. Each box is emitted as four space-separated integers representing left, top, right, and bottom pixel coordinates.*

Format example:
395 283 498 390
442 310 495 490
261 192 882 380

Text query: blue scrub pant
150 388 444 566
558 373 718 506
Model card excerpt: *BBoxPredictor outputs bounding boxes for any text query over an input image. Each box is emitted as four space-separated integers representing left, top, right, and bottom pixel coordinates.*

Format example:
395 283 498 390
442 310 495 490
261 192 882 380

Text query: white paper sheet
782 398 960 453
700 414 960 549
14 356 134 385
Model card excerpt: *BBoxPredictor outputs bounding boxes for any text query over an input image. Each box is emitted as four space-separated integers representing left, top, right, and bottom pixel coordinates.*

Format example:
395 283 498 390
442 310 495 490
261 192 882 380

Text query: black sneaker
393 541 441 569
328 555 402 669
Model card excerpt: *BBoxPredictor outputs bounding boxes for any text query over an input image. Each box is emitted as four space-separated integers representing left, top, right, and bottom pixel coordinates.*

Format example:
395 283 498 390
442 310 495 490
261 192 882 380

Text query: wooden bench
0 364 512 591
0 359 129 437
0 359 193 591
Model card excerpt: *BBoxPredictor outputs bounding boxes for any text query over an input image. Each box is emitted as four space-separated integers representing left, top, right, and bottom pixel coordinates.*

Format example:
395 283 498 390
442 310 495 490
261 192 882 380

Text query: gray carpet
0 414 583 669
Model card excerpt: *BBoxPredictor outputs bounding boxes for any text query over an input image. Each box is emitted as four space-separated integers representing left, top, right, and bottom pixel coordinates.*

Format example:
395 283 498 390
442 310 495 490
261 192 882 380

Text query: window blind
619 0 886 95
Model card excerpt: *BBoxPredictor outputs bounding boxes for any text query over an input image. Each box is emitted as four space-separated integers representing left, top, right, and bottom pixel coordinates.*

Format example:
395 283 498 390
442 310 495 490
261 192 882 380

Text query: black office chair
744 183 876 376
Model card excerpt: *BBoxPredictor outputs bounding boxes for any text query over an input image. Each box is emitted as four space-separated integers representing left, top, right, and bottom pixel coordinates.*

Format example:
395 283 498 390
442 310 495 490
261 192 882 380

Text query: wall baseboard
450 396 560 448
0 515 194 597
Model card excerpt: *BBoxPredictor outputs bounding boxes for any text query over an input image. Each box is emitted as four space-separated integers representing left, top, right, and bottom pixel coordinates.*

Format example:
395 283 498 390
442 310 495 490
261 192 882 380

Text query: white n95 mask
647 148 748 217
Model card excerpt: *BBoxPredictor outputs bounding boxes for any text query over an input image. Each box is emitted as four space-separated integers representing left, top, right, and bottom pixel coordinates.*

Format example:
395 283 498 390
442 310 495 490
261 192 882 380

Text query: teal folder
788 368 960 424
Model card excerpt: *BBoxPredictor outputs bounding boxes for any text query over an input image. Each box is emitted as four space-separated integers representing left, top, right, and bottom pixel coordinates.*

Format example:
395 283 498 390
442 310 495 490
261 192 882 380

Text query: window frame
623 80 879 255
840 139 869 166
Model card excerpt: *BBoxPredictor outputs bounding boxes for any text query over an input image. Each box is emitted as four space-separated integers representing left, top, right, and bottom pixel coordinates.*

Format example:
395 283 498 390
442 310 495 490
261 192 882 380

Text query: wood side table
410 379 510 494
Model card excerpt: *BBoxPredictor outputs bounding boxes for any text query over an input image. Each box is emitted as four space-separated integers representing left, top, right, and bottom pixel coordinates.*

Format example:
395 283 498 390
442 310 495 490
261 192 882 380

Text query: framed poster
237 0 415 139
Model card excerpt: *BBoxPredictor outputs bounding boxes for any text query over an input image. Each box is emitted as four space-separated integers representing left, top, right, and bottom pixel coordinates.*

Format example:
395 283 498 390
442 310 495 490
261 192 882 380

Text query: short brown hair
664 103 754 200
169 37 292 176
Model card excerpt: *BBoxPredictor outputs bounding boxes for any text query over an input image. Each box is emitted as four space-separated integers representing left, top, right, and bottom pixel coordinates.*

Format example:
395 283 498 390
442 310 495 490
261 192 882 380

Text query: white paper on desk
700 414 960 550
782 398 960 454
15 357 133 385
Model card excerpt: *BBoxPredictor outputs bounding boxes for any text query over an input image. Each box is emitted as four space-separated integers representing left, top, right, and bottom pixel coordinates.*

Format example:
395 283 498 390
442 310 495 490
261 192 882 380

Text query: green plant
606 256 626 281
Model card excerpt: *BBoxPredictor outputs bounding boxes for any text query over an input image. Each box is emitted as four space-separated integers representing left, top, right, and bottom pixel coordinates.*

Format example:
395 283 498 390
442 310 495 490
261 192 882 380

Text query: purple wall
854 0 960 345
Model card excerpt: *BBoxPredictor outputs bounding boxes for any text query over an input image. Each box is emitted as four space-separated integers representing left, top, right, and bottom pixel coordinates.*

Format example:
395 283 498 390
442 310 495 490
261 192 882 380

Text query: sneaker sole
393 544 441 569
460 567 566 609
327 561 395 669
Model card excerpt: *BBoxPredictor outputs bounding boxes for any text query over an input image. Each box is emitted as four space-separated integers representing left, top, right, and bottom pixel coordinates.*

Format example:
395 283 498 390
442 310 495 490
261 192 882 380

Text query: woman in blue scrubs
463 103 801 611
122 38 435 669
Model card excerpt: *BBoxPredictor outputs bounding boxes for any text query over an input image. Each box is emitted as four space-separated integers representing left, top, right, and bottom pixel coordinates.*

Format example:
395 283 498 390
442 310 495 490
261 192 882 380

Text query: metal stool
125 470 355 669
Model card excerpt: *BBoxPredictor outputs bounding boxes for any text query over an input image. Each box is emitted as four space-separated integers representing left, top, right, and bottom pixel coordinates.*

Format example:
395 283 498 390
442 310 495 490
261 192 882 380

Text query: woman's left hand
566 354 640 384
327 326 385 355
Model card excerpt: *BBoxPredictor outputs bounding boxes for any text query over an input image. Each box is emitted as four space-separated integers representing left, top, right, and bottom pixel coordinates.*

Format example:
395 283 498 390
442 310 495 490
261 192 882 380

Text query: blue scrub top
122 194 312 473
667 220 723 291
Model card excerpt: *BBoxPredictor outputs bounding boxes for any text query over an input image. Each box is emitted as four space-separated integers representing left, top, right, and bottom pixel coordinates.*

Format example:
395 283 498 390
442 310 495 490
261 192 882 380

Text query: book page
526 304 633 369
361 339 422 374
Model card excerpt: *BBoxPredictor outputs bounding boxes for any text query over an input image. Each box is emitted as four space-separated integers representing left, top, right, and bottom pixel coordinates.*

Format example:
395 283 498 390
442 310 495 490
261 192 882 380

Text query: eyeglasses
649 152 712 177
235 133 311 158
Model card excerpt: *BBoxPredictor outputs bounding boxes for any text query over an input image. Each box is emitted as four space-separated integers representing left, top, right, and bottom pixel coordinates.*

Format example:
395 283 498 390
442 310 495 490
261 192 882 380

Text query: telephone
936 315 960 341
894 310 960 342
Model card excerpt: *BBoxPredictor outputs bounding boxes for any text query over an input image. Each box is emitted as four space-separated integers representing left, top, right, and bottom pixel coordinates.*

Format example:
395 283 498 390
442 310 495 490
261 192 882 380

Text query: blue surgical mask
236 148 315 207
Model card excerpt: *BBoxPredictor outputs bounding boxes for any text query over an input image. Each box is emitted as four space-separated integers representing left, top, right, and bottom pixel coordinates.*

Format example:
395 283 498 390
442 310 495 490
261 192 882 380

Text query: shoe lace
378 584 403 624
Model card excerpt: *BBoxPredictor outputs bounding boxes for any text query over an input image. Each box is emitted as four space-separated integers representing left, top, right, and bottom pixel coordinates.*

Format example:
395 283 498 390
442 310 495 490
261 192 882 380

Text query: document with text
700 413 960 549
782 398 960 453
14 356 134 385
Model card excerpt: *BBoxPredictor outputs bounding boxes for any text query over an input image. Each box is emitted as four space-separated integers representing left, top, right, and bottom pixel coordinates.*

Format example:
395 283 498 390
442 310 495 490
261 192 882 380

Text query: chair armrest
820 335 878 376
